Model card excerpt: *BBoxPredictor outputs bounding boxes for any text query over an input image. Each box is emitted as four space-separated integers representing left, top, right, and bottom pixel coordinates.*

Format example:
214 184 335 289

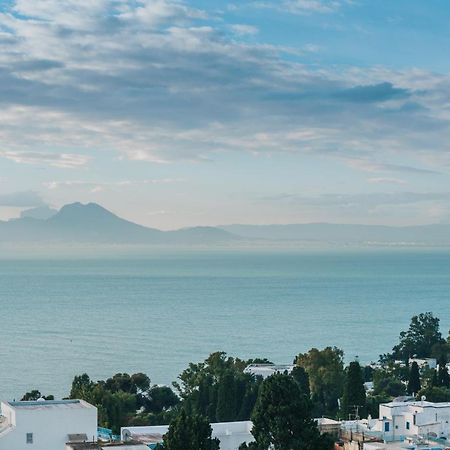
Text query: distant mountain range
0 202 236 245
221 223 450 246
1 202 450 247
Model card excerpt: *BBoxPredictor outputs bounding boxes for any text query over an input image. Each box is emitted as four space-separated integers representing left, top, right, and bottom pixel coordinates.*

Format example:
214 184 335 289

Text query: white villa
343 399 450 444
243 364 295 379
0 399 97 450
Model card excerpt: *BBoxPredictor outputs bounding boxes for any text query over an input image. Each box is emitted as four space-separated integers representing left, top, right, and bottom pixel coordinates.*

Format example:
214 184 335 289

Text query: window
26 433 33 444
406 421 410 430
384 422 390 432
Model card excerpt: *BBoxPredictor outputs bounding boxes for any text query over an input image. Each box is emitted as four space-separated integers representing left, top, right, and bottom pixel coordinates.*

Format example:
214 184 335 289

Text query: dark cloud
334 82 410 103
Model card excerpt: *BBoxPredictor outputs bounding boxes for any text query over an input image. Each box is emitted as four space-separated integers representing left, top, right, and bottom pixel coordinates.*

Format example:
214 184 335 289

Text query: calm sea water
1 250 450 400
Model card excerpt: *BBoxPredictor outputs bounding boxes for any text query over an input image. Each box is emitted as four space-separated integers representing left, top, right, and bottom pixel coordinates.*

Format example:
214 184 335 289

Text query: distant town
1 312 450 450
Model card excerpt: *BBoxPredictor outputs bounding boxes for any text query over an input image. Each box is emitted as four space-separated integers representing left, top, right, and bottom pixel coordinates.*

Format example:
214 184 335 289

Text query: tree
21 390 53 401
291 366 311 398
418 386 450 402
392 312 444 360
174 352 263 423
156 409 219 450
143 385 180 414
407 362 421 395
242 373 333 450
341 361 366 418
216 370 237 422
437 357 450 388
295 347 345 416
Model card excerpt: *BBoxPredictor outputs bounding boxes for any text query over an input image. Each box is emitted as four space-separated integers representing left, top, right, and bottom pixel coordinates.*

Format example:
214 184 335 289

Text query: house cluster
2 396 450 450
0 399 254 450
341 398 450 450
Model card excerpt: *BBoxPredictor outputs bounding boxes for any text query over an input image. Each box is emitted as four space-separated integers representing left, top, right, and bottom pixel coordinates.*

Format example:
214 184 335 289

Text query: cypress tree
342 361 366 418
407 361 421 395
216 371 237 422
437 357 450 388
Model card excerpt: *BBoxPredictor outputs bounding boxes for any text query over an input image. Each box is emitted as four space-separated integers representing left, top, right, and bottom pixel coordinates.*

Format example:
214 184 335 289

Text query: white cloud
229 24 259 36
44 178 183 192
0 150 90 168
0 0 449 173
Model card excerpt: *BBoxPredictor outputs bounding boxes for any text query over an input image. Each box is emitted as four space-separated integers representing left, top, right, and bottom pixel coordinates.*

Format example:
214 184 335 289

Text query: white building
121 420 254 450
408 358 437 370
374 399 450 441
343 399 450 443
243 364 295 379
0 399 97 450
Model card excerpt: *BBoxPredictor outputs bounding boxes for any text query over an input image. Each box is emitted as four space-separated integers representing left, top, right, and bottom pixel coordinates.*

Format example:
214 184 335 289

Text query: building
409 358 437 370
374 399 450 441
121 420 255 450
342 399 450 445
0 399 97 450
243 364 295 379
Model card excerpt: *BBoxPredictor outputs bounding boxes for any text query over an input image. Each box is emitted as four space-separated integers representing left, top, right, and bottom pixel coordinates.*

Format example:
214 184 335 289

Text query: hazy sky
1 0 450 229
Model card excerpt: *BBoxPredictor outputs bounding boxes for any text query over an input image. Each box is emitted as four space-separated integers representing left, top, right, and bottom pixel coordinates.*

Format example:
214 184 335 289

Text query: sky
1 0 450 229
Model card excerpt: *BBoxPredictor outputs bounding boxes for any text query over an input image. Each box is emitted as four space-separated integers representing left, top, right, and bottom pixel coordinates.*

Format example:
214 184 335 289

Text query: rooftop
383 400 450 409
5 399 95 410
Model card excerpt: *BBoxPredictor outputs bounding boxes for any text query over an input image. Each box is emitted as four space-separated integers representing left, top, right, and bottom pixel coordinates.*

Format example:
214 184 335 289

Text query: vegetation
21 311 450 448
155 410 219 450
407 361 421 395
341 361 366 419
295 347 345 417
69 372 179 433
240 373 333 450
173 352 266 423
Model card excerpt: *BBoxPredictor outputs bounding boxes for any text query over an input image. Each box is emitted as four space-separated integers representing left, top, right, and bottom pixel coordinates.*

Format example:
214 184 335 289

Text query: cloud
242 0 347 15
43 178 184 192
368 177 407 185
0 151 90 168
344 158 440 175
0 190 45 207
229 24 259 36
334 82 410 103
0 0 449 171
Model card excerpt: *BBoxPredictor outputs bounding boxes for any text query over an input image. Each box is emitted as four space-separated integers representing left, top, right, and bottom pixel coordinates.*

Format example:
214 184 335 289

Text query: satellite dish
122 429 132 441
421 395 426 402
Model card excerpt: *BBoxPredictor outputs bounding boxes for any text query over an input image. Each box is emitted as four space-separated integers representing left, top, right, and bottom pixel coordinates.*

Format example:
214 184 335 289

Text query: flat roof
382 400 450 409
6 400 95 410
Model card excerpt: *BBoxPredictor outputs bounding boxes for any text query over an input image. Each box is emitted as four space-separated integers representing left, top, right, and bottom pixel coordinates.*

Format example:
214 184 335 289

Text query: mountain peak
54 202 118 221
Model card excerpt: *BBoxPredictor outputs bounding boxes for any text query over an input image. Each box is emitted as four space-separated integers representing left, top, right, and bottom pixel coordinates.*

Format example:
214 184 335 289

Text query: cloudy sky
1 0 450 228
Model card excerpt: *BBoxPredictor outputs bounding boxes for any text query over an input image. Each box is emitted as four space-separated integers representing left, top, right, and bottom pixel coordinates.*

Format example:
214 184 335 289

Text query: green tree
418 386 450 402
156 409 219 450
291 366 311 398
21 390 54 401
437 357 450 388
295 347 345 416
341 361 366 418
241 373 332 450
392 312 444 360
407 362 421 395
175 352 263 422
216 370 237 422
143 385 180 414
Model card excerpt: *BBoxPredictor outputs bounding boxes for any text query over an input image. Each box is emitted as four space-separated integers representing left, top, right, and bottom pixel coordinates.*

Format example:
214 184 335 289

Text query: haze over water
1 250 449 400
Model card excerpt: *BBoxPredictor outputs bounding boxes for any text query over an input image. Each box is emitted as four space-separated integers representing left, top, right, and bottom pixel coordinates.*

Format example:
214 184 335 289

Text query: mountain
20 205 58 220
220 223 450 246
0 202 237 246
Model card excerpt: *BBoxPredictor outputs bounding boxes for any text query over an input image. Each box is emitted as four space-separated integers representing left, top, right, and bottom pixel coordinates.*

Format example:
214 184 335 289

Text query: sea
1 249 450 400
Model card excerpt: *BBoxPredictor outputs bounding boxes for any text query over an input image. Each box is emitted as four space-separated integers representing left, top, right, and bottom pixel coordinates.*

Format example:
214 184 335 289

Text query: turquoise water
1 250 450 400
